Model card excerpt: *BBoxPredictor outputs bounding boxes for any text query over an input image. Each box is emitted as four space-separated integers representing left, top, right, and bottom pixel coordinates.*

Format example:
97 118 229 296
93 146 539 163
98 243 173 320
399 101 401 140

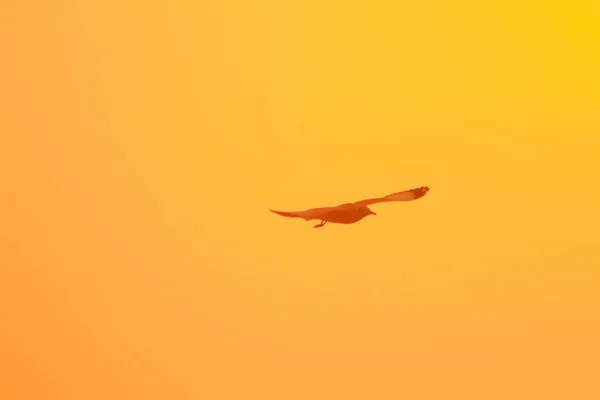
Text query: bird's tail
269 209 301 218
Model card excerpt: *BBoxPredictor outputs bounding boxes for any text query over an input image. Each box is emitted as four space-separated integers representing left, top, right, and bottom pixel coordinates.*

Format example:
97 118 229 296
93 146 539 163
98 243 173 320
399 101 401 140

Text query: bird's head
360 207 376 217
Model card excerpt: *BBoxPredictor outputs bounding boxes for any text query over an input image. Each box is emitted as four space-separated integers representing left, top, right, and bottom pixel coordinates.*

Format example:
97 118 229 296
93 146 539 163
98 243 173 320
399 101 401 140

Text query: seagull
269 186 429 228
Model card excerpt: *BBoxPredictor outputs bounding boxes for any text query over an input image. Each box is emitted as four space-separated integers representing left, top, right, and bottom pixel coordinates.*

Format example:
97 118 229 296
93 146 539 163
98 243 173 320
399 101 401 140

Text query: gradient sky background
2 1 600 399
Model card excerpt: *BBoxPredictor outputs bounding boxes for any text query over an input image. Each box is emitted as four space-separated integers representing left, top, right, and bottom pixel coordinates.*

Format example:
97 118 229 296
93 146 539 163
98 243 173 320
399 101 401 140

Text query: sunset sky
2 1 600 399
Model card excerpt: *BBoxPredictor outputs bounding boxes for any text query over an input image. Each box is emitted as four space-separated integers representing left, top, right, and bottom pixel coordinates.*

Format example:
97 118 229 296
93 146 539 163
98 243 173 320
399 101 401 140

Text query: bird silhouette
269 186 429 228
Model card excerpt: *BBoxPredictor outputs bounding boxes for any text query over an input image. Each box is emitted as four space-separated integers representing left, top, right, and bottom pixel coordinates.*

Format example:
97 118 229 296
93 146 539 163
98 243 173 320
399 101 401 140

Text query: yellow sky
2 1 600 399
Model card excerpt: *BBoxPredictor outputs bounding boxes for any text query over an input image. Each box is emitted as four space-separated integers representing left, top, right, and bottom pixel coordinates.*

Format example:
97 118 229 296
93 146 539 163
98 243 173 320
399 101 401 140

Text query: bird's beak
371 211 377 216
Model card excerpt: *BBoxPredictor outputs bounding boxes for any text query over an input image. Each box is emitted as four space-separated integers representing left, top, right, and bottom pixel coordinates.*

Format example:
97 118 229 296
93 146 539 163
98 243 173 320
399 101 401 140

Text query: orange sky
2 1 600 399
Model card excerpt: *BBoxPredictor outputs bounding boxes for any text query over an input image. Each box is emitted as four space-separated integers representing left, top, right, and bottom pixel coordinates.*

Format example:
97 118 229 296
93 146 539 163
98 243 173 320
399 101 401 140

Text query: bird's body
269 186 429 228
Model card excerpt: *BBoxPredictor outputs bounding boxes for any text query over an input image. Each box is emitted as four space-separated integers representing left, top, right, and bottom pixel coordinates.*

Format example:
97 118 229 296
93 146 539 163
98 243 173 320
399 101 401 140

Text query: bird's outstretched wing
269 207 334 221
353 186 430 207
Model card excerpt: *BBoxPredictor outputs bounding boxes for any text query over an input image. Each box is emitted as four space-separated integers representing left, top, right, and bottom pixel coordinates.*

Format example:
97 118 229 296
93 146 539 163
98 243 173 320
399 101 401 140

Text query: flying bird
269 186 429 228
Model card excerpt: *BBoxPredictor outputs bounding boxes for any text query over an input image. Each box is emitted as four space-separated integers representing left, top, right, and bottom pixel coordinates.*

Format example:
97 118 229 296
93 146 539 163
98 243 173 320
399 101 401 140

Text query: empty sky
2 1 600 399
